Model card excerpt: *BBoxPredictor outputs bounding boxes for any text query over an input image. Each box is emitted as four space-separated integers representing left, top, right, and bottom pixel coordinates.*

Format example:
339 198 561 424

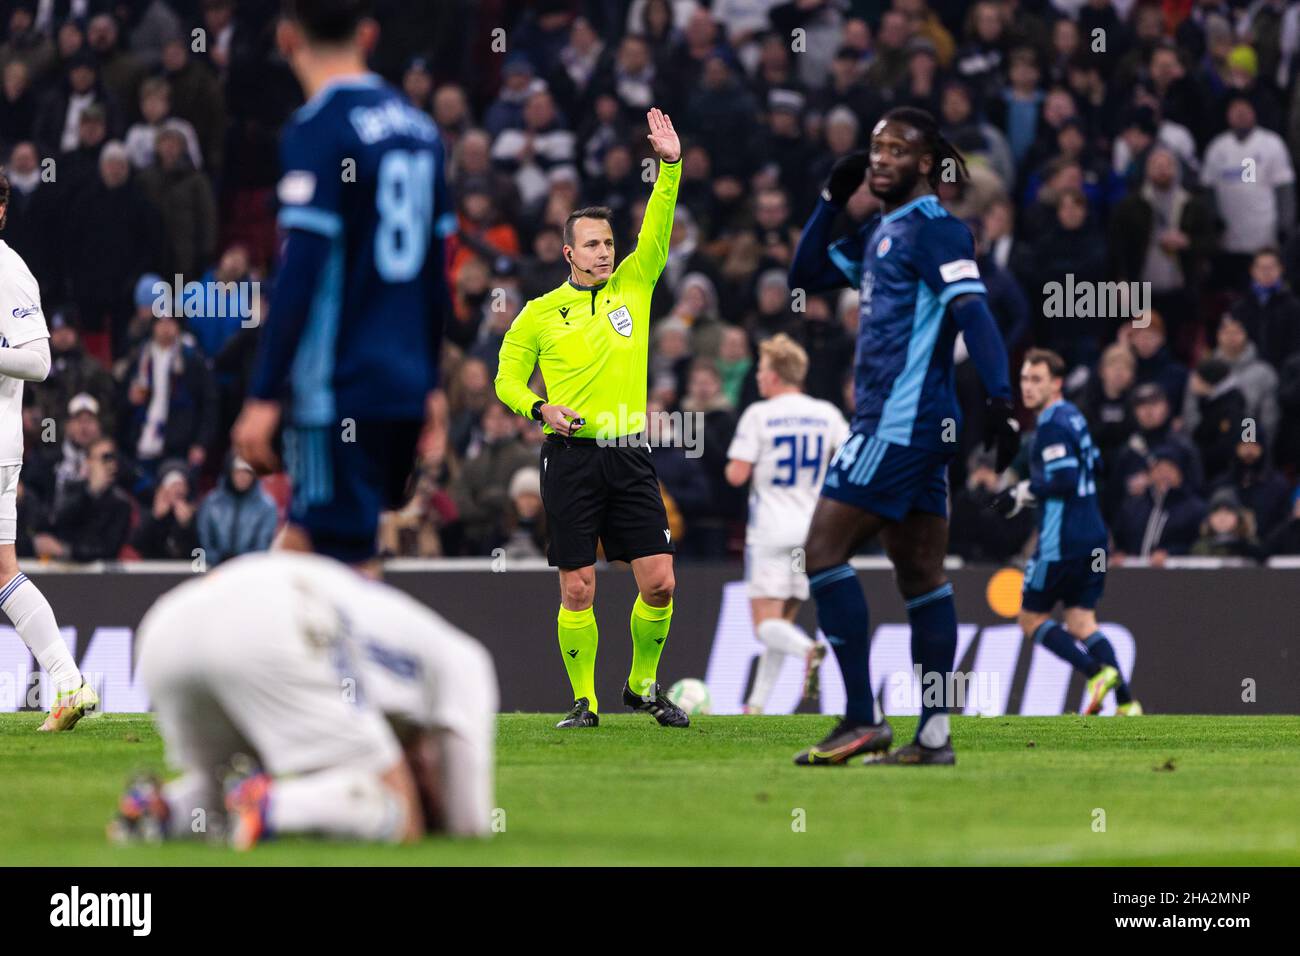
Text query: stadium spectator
485 54 543 137
2 140 60 304
131 460 199 560
0 58 35 146
159 37 224 174
645 393 710 548
865 9 913 93
1078 342 1138 466
449 401 535 555
1183 356 1248 485
1190 487 1264 560
86 12 145 123
32 49 122 158
33 436 132 562
124 75 203 170
65 139 160 362
448 356 495 459
1125 312 1189 413
401 54 433 113
468 288 522 377
450 128 521 222
1106 381 1203 520
121 311 217 485
1200 94 1295 289
500 466 546 561
1109 146 1216 356
188 244 254 363
1189 313 1280 442
954 1 1008 102
517 223 566 300
1013 187 1108 366
0 7 52 84
139 123 217 281
57 100 111 204
378 461 453 558
1113 443 1208 564
24 392 104 516
431 82 472 153
31 312 116 434
812 45 882 145
678 358 739 558
683 57 761 185
490 87 577 212
196 455 277 566
938 77 1013 187
1233 247 1300 370
987 46 1045 173
1215 437 1292 540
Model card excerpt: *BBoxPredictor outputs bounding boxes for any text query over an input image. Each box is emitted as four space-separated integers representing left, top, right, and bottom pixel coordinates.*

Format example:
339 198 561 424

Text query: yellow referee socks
558 605 599 712
629 595 673 697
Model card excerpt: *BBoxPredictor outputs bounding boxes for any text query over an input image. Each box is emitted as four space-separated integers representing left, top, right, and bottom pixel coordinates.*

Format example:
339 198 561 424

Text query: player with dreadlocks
787 107 1020 766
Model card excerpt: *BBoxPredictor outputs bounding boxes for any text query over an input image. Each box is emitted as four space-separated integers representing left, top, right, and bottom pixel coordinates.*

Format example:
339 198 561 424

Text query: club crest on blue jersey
876 236 892 258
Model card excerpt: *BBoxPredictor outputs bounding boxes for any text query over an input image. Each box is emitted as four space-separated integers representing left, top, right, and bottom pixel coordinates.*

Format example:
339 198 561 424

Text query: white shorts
137 580 403 782
0 464 18 545
744 544 810 601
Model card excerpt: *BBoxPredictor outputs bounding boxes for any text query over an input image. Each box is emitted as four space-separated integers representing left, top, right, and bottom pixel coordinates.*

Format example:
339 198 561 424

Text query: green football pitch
2 713 1297 866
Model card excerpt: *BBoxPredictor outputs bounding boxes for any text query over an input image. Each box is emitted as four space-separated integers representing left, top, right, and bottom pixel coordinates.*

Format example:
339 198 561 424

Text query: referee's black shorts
540 434 675 569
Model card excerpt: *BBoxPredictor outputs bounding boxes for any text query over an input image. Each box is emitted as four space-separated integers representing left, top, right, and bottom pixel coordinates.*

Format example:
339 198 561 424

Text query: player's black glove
989 487 1017 517
822 150 870 206
983 396 1021 474
988 480 1035 518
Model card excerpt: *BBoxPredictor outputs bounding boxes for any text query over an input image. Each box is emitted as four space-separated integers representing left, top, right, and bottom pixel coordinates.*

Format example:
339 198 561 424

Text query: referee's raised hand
541 403 584 436
645 108 680 164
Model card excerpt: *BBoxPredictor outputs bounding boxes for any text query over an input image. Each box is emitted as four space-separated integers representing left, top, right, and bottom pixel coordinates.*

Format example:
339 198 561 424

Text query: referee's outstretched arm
618 108 682 285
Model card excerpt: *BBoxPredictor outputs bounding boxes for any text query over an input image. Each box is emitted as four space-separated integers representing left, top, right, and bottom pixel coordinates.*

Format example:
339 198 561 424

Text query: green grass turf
2 712 1298 865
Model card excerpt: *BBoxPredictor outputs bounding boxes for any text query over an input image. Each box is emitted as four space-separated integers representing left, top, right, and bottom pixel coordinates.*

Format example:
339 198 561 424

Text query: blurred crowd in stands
5 0 1300 565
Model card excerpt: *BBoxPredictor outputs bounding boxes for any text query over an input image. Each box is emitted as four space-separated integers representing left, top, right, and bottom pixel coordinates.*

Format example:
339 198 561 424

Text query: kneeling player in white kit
115 551 497 849
725 334 849 713
0 174 97 731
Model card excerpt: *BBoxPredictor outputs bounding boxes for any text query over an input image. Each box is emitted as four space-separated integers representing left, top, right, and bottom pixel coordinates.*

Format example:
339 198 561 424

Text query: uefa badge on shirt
607 305 633 337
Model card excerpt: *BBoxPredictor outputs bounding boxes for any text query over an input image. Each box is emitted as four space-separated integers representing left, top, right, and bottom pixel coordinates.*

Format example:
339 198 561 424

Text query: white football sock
918 713 950 748
163 773 225 840
1 573 81 696
267 767 406 842
756 618 814 656
435 731 494 837
747 648 785 712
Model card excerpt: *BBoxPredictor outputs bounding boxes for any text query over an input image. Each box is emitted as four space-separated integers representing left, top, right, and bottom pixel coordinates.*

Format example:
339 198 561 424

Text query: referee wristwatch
531 399 545 422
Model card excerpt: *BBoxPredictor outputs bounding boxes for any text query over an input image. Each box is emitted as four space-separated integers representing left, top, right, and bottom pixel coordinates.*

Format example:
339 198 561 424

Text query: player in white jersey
0 173 97 731
725 334 849 714
114 551 497 849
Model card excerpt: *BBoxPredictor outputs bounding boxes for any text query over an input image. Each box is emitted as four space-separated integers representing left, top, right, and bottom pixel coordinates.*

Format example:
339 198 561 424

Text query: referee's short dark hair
564 206 613 246
282 0 371 44
1024 347 1066 381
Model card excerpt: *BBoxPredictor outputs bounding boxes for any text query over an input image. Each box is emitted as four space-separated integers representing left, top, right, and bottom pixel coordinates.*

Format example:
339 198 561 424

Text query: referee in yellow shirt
495 108 688 729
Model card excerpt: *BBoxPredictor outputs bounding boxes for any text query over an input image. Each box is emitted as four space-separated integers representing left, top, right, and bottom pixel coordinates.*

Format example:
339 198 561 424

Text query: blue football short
1020 553 1106 612
820 432 951 521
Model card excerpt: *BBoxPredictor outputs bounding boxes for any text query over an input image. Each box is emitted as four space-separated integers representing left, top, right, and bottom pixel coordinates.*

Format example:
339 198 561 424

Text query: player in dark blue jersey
232 0 454 568
993 349 1142 716
787 108 1021 766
